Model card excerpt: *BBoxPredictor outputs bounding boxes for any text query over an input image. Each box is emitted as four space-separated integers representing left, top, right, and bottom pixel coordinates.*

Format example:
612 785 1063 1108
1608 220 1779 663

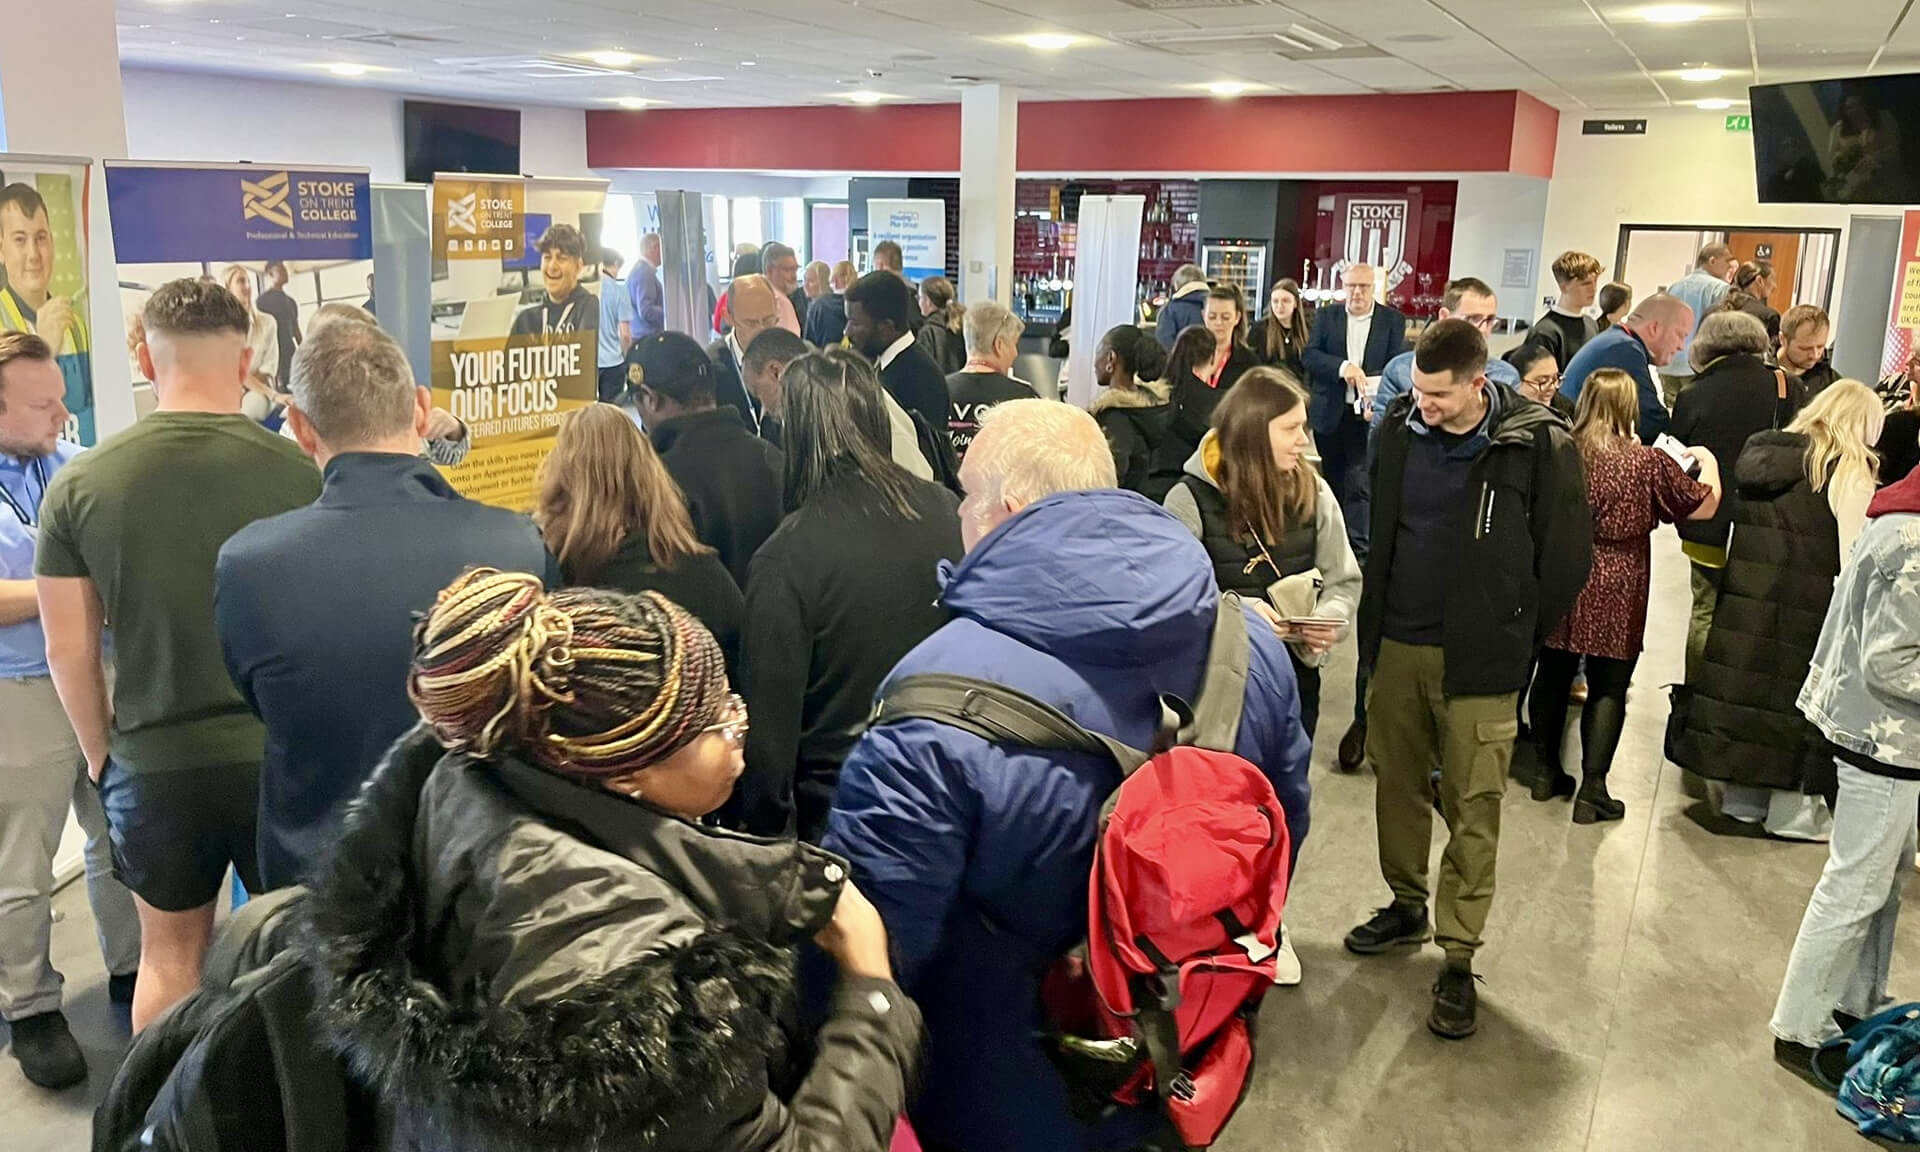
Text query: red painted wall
586 102 961 172
586 91 1560 177
1507 92 1560 179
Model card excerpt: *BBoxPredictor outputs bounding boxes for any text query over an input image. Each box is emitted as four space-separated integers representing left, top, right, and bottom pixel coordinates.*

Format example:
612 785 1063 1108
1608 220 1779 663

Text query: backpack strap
874 674 1154 775
253 957 351 1152
202 886 306 990
1180 592 1251 753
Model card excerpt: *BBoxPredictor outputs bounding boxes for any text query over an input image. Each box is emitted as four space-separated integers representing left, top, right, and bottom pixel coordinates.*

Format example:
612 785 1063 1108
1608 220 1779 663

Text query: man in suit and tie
1304 262 1408 564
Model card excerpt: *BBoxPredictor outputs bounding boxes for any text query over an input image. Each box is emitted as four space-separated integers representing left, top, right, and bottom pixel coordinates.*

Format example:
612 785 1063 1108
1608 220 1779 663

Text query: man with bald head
707 273 779 431
1562 291 1693 443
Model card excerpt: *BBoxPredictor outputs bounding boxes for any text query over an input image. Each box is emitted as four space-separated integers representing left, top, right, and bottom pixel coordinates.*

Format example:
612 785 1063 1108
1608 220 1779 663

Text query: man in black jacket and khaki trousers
1341 320 1592 1042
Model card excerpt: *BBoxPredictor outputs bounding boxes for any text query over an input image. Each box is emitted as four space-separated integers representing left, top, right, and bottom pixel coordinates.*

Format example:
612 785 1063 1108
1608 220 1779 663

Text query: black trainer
1344 903 1431 955
8 1010 87 1089
1429 964 1480 1040
1773 1037 1851 1090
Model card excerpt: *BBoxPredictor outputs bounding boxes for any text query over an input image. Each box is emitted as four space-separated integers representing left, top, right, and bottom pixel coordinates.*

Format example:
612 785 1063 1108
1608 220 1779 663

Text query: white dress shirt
878 330 918 371
1342 308 1375 389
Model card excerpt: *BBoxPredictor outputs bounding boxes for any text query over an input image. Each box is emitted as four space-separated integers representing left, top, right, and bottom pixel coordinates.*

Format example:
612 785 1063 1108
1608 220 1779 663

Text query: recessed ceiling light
740 60 756 67
586 50 641 68
615 97 658 109
1678 66 1725 82
844 89 889 104
1014 33 1080 52
1694 97 1734 109
1205 81 1250 97
1641 4 1707 22
327 62 370 77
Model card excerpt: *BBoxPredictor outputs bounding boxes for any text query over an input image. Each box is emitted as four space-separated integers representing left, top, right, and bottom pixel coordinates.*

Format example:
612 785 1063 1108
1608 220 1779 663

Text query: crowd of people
1 228 1917 1151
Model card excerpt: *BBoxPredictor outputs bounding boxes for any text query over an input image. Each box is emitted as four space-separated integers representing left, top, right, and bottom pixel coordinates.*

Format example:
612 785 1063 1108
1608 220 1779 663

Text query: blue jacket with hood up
824 488 1312 1152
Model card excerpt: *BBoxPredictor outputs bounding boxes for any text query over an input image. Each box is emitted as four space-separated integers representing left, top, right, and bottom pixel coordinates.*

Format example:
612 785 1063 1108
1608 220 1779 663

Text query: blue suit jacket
215 453 557 890
1302 303 1409 436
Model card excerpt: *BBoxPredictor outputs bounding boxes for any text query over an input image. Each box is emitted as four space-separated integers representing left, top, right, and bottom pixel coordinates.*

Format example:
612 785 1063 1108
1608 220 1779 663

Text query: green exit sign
1725 114 1752 132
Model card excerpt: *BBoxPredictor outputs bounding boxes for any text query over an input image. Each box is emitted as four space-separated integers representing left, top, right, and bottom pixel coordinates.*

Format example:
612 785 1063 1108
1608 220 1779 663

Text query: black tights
1529 648 1639 781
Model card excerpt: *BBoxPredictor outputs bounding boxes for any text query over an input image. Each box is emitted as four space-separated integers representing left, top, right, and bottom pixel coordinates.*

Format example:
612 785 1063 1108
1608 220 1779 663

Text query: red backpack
872 593 1290 1149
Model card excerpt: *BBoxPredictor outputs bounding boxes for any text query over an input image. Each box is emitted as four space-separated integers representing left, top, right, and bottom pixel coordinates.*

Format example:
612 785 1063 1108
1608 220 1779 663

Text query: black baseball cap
625 331 714 404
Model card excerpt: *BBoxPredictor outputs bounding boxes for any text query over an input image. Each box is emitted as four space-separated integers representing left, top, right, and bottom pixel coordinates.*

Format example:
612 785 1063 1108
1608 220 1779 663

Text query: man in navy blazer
215 316 556 891
1303 263 1408 563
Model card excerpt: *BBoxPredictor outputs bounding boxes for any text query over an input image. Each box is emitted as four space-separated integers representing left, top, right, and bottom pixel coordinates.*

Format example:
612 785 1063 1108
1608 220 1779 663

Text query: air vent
1120 0 1277 9
335 31 454 48
434 56 624 79
1124 24 1385 61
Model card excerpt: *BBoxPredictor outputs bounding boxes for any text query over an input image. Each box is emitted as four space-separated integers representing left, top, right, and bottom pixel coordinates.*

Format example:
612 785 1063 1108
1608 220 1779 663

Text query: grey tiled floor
5 529 1907 1150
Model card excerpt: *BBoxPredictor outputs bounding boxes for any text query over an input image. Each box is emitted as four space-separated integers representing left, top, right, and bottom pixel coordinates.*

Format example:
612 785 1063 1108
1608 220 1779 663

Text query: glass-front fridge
1202 241 1268 320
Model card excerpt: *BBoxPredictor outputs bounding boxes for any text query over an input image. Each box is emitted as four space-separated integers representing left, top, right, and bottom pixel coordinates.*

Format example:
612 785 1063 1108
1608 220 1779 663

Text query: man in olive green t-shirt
35 278 317 1030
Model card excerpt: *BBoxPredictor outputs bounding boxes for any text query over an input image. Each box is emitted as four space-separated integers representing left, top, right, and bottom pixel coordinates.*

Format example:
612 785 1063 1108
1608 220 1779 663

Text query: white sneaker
1273 925 1302 987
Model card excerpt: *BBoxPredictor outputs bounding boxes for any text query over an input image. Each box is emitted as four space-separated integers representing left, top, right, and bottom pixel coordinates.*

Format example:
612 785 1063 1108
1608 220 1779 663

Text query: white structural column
958 84 1017 307
0 0 134 436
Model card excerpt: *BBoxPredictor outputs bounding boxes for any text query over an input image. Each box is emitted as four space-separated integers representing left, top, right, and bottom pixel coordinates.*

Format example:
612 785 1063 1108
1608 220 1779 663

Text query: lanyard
0 455 48 528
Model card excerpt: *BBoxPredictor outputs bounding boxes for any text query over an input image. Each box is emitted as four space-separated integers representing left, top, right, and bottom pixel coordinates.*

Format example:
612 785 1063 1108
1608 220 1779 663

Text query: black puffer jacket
1671 432 1838 792
302 728 921 1152
1668 352 1804 552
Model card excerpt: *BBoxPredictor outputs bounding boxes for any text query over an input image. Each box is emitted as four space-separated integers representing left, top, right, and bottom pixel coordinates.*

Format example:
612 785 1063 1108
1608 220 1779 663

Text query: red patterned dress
1547 438 1712 660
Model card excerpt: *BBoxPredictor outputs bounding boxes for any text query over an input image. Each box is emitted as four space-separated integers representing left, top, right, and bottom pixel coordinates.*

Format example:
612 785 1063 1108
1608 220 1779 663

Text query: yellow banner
430 331 595 511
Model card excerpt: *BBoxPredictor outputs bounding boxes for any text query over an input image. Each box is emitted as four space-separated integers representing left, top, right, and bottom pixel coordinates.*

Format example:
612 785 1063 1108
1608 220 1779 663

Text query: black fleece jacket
1361 384 1593 696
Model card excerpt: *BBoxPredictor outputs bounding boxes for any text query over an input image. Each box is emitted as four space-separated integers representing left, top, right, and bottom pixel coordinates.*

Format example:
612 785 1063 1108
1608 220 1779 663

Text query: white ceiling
115 0 1918 111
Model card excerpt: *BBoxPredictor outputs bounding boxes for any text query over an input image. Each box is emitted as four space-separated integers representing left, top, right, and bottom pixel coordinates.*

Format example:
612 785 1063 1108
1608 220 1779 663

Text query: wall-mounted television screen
1752 73 1920 204
403 101 521 185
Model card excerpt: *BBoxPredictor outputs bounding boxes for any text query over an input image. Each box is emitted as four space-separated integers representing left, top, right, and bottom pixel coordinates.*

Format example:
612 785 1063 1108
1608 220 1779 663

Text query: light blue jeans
1770 760 1920 1046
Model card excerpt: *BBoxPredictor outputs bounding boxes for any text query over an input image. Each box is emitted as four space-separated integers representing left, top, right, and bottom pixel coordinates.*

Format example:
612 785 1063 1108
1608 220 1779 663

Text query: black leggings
1287 647 1322 742
1529 648 1639 780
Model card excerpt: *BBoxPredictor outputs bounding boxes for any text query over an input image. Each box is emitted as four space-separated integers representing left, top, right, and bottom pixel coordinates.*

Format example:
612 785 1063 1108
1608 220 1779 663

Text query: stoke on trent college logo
446 192 479 235
241 171 295 229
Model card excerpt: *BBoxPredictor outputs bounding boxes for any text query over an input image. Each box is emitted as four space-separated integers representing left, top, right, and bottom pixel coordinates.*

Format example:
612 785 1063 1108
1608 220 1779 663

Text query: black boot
1572 773 1626 823
1337 721 1366 774
1530 752 1576 802
8 1010 87 1089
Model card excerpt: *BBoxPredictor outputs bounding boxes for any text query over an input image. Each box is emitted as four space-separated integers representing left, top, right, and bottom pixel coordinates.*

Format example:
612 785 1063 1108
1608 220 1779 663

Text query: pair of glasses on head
702 693 750 748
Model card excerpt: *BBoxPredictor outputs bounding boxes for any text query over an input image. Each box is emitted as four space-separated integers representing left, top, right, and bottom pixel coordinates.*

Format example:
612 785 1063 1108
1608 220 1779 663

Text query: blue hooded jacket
824 488 1312 1152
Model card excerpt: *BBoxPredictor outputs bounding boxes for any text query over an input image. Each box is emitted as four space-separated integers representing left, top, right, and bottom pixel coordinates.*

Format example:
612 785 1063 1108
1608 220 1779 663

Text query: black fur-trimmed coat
300 727 921 1152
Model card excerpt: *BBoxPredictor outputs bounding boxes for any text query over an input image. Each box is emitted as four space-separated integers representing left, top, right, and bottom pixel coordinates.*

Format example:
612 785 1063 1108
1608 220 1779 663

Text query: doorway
1614 225 1840 312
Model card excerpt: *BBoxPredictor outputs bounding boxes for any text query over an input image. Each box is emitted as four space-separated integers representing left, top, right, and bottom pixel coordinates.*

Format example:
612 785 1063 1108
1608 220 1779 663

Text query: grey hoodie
1161 435 1363 667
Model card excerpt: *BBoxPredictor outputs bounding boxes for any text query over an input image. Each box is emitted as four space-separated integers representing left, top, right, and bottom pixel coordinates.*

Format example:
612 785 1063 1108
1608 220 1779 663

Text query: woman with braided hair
300 568 920 1152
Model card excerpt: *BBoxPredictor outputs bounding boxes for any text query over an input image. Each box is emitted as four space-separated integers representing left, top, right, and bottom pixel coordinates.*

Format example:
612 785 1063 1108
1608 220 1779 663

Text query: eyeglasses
1523 373 1562 389
702 693 749 748
1459 313 1499 332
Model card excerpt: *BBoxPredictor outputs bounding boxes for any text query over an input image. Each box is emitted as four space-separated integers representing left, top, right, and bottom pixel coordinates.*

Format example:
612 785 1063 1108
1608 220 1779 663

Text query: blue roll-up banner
104 162 375 422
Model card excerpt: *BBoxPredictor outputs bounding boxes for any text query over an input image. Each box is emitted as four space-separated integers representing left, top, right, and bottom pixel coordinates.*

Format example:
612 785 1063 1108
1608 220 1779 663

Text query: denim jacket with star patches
1799 510 1920 776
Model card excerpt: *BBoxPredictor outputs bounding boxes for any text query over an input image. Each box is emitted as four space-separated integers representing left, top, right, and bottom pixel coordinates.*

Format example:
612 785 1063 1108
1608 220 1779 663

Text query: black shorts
97 759 262 912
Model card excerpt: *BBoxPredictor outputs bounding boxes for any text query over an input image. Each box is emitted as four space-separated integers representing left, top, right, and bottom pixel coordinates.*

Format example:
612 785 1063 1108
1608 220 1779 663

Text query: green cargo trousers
1366 638 1520 963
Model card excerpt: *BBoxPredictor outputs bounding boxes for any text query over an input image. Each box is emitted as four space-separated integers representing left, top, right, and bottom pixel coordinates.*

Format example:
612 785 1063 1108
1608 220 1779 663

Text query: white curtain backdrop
1065 195 1145 409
